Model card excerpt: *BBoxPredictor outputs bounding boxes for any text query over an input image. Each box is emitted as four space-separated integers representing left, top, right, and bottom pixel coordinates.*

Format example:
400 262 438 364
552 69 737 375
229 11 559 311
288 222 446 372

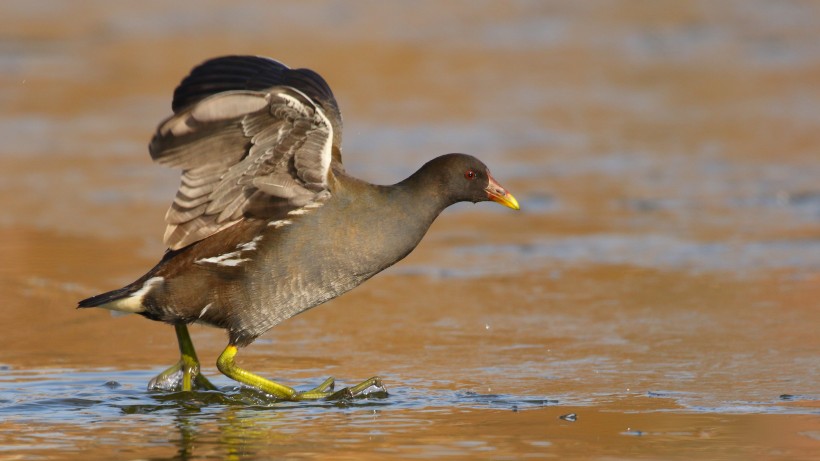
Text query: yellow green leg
216 344 384 401
148 324 217 392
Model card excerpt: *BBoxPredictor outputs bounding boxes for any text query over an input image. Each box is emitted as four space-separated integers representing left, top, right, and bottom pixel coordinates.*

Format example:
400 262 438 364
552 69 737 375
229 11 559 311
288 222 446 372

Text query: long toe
194 372 218 391
292 377 337 400
326 377 387 400
326 387 354 401
311 376 335 393
349 376 387 398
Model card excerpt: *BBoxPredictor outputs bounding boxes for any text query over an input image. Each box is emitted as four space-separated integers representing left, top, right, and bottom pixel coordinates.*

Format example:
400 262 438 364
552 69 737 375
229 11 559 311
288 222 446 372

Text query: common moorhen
78 56 519 400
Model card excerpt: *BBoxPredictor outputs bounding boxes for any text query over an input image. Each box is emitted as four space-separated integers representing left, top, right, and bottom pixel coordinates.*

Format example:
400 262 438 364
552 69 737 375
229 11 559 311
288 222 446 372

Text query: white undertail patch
100 276 164 314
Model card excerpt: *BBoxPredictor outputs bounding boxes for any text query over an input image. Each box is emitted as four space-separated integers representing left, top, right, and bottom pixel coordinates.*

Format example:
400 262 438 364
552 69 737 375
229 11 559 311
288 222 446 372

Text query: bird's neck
391 163 453 220
330 166 454 270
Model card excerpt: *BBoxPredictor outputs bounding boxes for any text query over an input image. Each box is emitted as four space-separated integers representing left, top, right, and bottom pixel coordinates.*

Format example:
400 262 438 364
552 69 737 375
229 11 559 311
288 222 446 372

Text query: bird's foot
148 356 217 392
325 376 387 401
217 344 386 401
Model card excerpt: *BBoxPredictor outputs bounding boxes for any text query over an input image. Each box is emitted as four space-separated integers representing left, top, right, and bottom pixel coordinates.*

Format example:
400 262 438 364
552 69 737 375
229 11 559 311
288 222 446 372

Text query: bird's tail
77 277 164 313
77 286 135 308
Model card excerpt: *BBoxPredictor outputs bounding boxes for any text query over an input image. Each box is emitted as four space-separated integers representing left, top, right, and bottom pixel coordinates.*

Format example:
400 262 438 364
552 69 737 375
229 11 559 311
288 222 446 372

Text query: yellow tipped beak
486 173 520 210
489 190 520 210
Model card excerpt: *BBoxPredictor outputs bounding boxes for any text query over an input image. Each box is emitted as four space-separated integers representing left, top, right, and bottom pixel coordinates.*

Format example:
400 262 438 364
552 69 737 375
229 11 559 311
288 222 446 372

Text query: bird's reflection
130 387 388 461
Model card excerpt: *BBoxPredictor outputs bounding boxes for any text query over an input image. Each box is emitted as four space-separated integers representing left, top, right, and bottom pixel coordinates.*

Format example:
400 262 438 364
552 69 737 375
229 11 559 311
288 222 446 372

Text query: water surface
2 1 819 459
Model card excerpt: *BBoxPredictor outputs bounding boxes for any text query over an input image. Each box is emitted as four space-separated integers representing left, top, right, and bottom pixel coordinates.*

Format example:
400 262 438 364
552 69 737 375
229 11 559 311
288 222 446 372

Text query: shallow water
2 1 820 459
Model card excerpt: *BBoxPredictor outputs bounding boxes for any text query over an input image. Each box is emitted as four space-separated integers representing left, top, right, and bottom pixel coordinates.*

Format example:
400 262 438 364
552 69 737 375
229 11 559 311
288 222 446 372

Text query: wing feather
149 57 342 250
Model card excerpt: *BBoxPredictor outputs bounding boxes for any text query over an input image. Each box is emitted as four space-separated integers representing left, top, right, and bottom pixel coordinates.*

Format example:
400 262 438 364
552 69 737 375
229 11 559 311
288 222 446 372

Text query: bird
78 55 519 401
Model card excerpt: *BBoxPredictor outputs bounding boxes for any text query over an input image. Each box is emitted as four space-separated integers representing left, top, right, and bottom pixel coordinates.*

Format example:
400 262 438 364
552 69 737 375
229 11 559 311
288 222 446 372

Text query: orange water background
1 1 819 459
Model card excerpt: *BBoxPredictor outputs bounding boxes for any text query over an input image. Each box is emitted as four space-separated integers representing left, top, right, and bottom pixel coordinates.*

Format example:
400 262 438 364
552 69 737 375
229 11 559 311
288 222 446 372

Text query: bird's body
79 56 518 399
90 167 455 346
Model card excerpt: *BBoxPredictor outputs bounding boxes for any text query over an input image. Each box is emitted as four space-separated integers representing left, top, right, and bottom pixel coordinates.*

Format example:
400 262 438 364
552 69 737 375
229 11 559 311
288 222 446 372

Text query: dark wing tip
171 56 340 122
171 55 287 113
170 55 343 162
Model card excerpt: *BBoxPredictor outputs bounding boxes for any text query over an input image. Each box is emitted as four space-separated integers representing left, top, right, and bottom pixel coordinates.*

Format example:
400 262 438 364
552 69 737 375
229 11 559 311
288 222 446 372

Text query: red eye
465 169 476 180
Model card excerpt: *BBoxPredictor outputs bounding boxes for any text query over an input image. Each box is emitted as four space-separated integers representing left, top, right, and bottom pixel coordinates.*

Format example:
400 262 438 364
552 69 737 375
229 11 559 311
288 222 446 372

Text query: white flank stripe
199 303 213 318
196 251 250 267
268 219 292 228
236 235 263 252
198 236 265 267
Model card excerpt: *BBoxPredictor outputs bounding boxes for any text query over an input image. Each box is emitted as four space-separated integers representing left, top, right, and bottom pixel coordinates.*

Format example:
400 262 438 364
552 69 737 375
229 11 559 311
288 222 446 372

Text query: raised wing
149 57 342 250
170 55 343 165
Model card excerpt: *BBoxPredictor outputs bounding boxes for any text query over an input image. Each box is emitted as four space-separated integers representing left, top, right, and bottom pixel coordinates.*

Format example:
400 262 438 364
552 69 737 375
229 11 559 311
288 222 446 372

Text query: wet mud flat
1 225 818 459
2 1 820 459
